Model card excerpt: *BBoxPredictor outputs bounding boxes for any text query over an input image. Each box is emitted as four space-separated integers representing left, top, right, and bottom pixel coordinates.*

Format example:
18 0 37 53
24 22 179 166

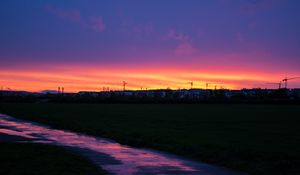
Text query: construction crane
123 81 127 91
266 82 282 89
282 77 300 89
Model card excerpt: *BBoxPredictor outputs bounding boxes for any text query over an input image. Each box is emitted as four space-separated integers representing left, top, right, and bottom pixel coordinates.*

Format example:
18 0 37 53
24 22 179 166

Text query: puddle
0 114 242 175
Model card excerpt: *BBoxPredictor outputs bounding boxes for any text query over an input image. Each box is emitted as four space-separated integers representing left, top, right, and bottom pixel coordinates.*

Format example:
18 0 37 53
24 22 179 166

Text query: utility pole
123 81 127 91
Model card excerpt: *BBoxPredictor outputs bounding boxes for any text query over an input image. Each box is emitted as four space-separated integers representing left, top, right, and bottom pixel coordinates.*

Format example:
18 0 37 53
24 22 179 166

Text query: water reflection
0 114 241 175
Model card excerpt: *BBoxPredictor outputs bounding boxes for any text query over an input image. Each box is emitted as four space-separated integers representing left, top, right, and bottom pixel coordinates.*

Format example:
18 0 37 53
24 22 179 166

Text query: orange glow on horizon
1 65 299 92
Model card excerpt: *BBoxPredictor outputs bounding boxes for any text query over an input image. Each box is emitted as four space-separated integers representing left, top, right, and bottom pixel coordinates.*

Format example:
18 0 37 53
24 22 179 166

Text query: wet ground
0 114 243 175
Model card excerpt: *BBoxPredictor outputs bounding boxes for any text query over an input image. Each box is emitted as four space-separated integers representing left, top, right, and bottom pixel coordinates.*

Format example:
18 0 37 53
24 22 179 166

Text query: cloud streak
175 42 196 55
45 5 105 32
166 29 197 56
240 0 284 15
118 11 155 39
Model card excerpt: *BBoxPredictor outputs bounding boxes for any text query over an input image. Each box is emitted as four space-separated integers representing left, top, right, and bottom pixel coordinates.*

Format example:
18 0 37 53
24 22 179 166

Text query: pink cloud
131 22 154 36
144 23 155 35
45 5 81 22
236 32 245 43
196 28 205 38
119 12 154 39
248 21 259 30
87 16 106 32
45 5 105 33
175 41 196 55
240 0 284 15
165 29 197 55
167 29 189 41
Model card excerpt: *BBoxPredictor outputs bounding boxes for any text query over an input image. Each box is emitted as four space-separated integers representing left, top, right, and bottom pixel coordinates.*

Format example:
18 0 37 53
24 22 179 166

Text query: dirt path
0 114 244 175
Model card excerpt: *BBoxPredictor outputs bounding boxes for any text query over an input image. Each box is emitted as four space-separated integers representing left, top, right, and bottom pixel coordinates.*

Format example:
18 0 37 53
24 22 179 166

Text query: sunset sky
1 0 300 92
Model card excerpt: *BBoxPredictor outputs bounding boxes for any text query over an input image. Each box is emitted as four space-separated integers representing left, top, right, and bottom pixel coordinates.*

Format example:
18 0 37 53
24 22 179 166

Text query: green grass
1 103 300 175
0 141 105 175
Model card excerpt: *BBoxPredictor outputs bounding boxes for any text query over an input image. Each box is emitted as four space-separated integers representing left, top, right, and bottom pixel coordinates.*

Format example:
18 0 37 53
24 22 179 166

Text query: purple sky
1 0 300 91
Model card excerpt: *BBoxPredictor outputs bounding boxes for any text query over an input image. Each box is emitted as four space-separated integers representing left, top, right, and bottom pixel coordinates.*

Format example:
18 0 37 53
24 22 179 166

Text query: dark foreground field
0 141 105 175
1 103 300 175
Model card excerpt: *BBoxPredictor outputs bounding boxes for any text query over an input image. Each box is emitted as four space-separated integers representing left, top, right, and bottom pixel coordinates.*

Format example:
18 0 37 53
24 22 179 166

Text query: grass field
1 103 300 175
0 141 105 175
